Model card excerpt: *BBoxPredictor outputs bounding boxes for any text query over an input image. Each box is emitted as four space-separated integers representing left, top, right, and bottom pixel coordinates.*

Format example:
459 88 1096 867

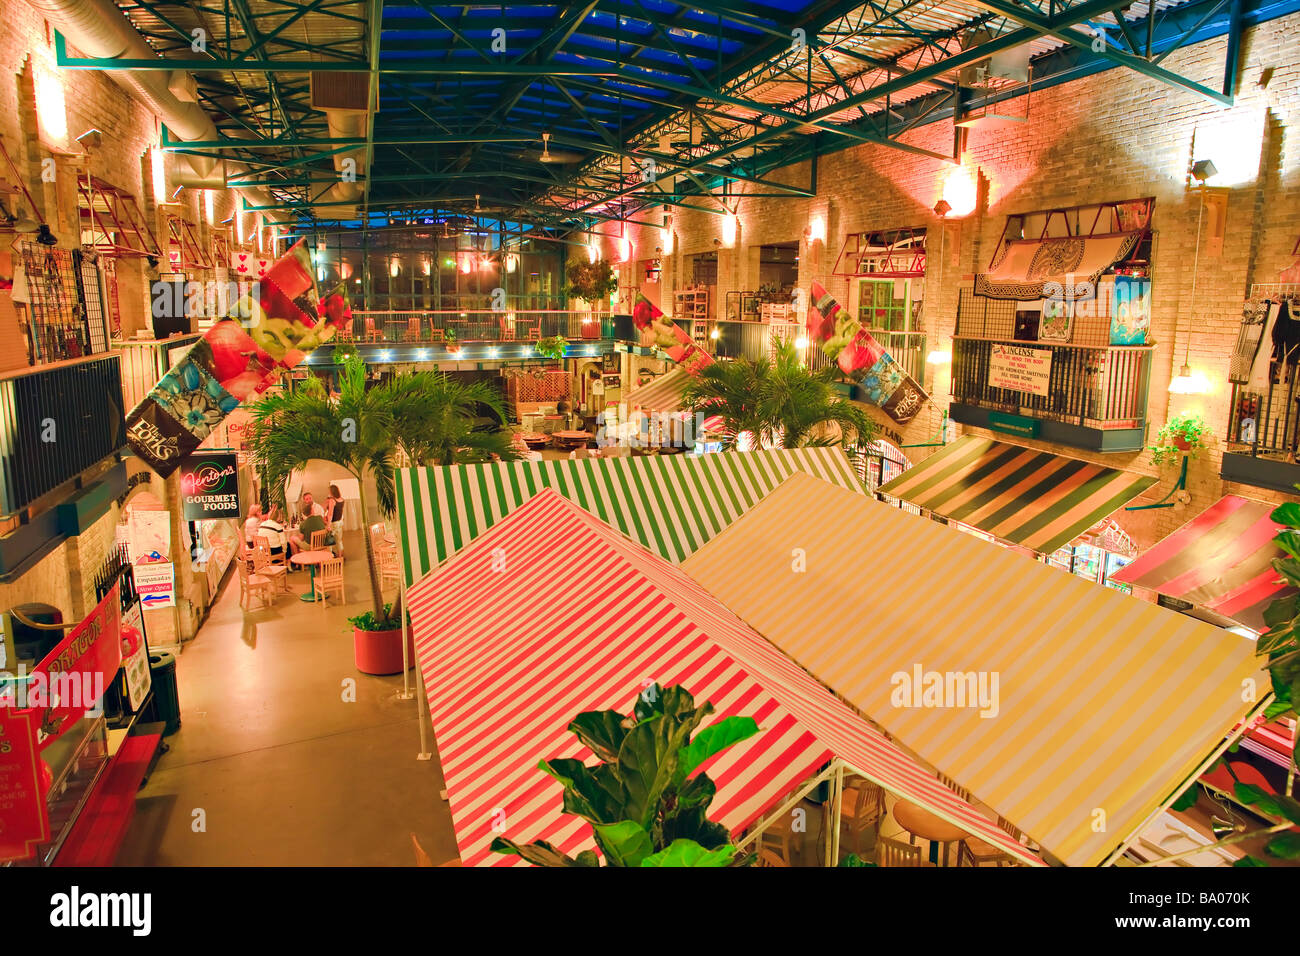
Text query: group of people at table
242 487 346 564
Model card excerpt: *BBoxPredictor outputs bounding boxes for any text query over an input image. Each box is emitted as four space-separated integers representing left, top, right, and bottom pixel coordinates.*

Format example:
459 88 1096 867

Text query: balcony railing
348 310 614 344
0 354 127 516
113 333 203 410
950 337 1152 451
1221 378 1300 492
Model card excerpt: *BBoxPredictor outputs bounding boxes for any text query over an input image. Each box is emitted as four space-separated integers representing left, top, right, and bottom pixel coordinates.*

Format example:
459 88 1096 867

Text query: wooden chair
960 817 1027 867
937 772 972 803
238 560 276 610
254 534 288 569
757 848 789 868
757 812 799 866
411 833 434 867
315 556 346 607
376 546 403 592
310 529 329 551
876 836 923 867
252 545 291 592
837 781 886 856
364 316 381 342
428 327 445 344
406 314 422 341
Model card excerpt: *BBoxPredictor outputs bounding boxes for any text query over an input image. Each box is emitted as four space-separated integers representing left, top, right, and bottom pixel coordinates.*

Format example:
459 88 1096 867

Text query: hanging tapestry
975 232 1142 301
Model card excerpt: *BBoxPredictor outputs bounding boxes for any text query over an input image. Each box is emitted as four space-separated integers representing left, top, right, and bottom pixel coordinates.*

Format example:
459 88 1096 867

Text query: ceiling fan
513 132 584 165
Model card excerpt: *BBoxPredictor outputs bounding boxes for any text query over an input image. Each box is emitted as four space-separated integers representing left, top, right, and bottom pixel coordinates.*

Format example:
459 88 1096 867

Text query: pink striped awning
1110 495 1295 633
408 488 1043 867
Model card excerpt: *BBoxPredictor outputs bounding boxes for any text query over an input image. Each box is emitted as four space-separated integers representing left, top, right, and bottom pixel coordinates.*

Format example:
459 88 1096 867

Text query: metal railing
113 334 203 410
0 354 127 515
952 337 1152 429
1226 378 1300 459
865 329 927 384
347 310 614 344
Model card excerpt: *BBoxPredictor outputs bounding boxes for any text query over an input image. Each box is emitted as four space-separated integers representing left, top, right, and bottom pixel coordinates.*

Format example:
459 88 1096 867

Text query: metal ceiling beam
964 0 1236 104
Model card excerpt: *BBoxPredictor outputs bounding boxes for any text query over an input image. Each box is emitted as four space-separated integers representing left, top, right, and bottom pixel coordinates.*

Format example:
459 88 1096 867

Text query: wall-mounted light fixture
721 212 738 247
807 214 826 243
940 164 978 218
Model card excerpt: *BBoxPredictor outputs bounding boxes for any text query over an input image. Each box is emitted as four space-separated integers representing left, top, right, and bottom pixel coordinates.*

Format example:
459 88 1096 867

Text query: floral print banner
807 282 928 426
125 239 353 477
632 293 714 374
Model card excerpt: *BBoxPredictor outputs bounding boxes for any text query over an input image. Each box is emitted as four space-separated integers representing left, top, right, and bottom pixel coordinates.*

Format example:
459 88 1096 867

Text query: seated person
243 504 263 546
289 512 328 557
257 505 289 557
297 491 326 525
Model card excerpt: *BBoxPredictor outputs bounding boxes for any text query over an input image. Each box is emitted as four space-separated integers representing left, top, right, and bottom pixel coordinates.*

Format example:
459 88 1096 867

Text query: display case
4 713 111 867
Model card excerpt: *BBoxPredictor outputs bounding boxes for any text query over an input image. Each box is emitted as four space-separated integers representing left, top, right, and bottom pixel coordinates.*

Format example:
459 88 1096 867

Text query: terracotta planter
353 626 415 675
1172 435 1192 451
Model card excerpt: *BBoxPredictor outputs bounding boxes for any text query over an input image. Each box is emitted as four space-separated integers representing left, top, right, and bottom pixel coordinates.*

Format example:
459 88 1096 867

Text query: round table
891 800 969 866
291 549 333 602
553 430 593 451
518 431 551 450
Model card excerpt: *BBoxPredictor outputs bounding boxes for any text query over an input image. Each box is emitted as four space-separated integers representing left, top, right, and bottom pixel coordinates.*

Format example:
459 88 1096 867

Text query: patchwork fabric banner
126 240 352 477
807 282 928 425
974 232 1142 301
632 292 714 374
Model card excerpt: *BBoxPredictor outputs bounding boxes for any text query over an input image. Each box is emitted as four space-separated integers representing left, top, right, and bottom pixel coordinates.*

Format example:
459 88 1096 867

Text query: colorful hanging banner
633 293 714 374
807 282 928 425
126 240 352 477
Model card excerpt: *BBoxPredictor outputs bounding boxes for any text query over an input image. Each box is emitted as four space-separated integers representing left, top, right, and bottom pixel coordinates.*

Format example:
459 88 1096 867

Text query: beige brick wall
592 12 1300 546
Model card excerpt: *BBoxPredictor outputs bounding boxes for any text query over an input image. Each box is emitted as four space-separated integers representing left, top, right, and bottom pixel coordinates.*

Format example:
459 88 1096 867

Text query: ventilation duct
22 0 333 225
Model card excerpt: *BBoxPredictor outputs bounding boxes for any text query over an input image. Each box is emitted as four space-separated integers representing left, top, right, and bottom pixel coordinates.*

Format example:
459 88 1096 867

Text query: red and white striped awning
408 488 1043 867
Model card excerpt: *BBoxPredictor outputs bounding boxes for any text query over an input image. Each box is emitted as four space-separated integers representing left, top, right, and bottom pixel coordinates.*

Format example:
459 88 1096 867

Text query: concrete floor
117 530 458 866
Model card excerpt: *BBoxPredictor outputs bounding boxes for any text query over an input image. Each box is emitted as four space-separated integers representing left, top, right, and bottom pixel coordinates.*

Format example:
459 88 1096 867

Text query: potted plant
246 353 520 672
491 683 758 866
563 257 617 305
347 605 413 675
1150 410 1210 467
444 327 459 354
535 335 568 361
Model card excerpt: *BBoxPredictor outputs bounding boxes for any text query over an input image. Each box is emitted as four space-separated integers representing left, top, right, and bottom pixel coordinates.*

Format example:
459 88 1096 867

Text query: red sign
15 585 124 749
0 710 51 862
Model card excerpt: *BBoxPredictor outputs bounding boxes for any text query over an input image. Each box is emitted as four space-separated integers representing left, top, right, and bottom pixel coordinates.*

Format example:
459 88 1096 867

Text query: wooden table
891 800 969 866
291 549 333 602
517 431 551 450
552 430 592 450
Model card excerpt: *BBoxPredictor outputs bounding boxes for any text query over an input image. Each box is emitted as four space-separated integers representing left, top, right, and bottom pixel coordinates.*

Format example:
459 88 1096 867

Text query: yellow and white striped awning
878 435 1157 555
682 472 1269 867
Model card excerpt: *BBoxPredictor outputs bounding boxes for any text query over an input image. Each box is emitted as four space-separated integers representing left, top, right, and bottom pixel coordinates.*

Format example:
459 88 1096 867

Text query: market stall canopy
973 231 1143 301
625 367 691 411
682 472 1268 867
1110 495 1296 633
407 488 1042 867
877 435 1156 555
394 447 861 585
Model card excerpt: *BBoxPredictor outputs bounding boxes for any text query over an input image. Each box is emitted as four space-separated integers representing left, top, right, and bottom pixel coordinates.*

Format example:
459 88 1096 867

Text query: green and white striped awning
396 447 863 585
877 435 1157 555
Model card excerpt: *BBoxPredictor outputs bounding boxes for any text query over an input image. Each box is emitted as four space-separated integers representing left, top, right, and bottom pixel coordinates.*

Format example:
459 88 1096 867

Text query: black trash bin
146 652 182 737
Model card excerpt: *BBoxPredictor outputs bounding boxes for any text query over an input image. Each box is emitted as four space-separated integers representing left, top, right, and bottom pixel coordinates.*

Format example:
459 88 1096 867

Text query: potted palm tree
681 337 875 456
245 353 519 673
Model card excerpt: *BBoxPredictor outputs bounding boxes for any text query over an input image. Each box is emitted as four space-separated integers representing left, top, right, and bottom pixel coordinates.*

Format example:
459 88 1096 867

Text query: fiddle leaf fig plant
1150 410 1211 468
491 683 759 867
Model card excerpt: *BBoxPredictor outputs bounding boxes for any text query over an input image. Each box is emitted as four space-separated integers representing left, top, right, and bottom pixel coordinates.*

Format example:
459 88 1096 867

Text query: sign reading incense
988 344 1053 397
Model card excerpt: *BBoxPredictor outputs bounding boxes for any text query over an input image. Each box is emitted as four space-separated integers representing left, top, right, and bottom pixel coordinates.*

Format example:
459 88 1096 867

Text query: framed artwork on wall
1110 276 1151 345
1014 306 1041 341
1040 297 1074 342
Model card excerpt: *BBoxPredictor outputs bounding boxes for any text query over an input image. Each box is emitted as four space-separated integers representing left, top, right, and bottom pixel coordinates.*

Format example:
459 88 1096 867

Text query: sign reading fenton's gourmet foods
179 452 242 521
988 344 1053 398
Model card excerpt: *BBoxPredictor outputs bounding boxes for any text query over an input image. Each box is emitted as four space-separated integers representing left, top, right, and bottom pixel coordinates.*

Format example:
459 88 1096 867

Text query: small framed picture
1040 297 1073 342
1014 308 1041 341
